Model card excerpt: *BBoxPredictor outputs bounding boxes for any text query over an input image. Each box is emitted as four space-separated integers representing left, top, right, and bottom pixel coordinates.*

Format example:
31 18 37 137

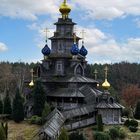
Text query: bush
129 120 138 127
58 128 69 140
134 101 140 119
109 127 120 140
119 128 126 139
124 119 130 127
94 131 110 140
122 108 130 117
69 132 85 140
92 125 98 131
0 124 6 140
28 115 42 125
129 126 138 132
124 119 138 127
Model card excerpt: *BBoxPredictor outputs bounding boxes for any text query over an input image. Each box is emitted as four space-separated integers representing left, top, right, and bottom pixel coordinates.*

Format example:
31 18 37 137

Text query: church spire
59 0 71 19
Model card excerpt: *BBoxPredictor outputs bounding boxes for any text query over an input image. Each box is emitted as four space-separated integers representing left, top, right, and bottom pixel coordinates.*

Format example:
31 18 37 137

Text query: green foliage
42 102 51 120
119 128 126 139
3 91 12 115
0 98 3 114
129 126 138 132
28 115 42 125
33 80 46 116
96 114 104 131
1 122 8 139
58 128 69 140
109 126 120 140
12 88 24 123
124 119 138 127
122 108 130 118
0 123 6 140
94 131 110 140
134 101 140 119
69 132 85 140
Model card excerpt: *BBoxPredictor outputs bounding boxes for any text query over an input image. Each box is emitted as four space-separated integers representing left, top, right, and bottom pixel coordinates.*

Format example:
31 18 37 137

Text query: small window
56 61 63 72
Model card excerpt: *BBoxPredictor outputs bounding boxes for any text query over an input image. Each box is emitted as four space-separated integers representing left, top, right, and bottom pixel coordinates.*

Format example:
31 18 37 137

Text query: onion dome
79 45 88 56
59 0 71 19
102 79 110 90
41 44 51 56
71 43 79 55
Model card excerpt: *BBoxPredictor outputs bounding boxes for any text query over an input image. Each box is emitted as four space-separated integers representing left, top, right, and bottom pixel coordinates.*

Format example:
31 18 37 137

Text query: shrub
96 114 104 131
122 108 130 118
0 124 6 140
58 128 69 140
119 128 126 139
109 127 119 140
92 125 98 131
129 126 138 132
69 132 85 140
134 101 140 119
124 119 130 127
94 131 110 140
28 115 42 125
124 119 138 127
129 120 138 127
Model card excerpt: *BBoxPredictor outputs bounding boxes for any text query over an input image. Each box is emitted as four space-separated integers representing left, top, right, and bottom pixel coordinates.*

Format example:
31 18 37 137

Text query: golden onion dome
102 79 110 90
59 0 71 18
29 80 34 87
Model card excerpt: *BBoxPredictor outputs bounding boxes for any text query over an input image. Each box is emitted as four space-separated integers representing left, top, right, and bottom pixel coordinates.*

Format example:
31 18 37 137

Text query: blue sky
0 0 140 64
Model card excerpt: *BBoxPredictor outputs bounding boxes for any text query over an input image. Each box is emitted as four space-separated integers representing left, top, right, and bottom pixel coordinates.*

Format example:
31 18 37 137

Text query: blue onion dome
41 44 51 56
79 45 88 56
71 43 79 55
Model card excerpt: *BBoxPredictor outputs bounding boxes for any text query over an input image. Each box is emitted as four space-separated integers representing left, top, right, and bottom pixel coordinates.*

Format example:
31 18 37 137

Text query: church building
24 0 124 139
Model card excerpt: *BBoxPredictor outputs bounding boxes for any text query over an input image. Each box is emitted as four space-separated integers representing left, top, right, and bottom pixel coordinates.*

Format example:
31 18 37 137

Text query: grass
7 120 40 140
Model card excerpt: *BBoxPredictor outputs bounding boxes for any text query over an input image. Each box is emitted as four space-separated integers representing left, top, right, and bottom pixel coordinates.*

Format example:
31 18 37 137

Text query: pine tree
12 88 24 123
134 101 140 120
58 128 69 140
33 80 46 116
3 91 12 115
42 102 51 119
0 123 6 140
97 114 104 131
0 99 3 114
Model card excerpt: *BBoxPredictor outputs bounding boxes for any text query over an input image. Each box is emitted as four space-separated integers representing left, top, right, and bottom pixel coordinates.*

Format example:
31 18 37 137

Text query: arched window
74 64 84 76
109 97 114 104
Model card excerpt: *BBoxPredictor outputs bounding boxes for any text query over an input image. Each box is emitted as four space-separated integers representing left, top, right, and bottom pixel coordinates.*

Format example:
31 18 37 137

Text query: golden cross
30 69 34 81
94 69 98 80
73 33 77 43
104 66 108 79
81 30 86 40
64 0 66 4
44 28 50 42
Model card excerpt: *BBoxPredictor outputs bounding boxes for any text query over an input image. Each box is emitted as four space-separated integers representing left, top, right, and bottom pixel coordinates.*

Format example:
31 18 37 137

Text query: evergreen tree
96 114 104 131
12 88 24 123
58 128 69 140
0 98 3 114
134 101 140 120
42 102 51 120
0 123 6 140
33 80 46 116
3 91 12 115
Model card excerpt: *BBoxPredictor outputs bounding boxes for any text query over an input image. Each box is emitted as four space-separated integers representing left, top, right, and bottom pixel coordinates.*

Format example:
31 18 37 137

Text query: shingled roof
40 108 65 138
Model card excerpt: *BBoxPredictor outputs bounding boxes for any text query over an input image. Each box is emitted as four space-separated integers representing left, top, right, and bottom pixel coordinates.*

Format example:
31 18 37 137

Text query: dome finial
29 69 34 87
44 28 49 43
94 69 98 80
59 0 71 19
102 66 110 90
81 29 86 45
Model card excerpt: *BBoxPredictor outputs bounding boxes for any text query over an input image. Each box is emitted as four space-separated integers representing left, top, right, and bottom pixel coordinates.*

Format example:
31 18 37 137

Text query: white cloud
1 0 140 20
76 26 140 63
74 0 140 20
0 42 8 52
0 0 60 20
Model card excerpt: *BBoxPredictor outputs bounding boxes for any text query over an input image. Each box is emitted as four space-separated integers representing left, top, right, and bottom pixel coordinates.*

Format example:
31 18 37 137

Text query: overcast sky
0 0 140 64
